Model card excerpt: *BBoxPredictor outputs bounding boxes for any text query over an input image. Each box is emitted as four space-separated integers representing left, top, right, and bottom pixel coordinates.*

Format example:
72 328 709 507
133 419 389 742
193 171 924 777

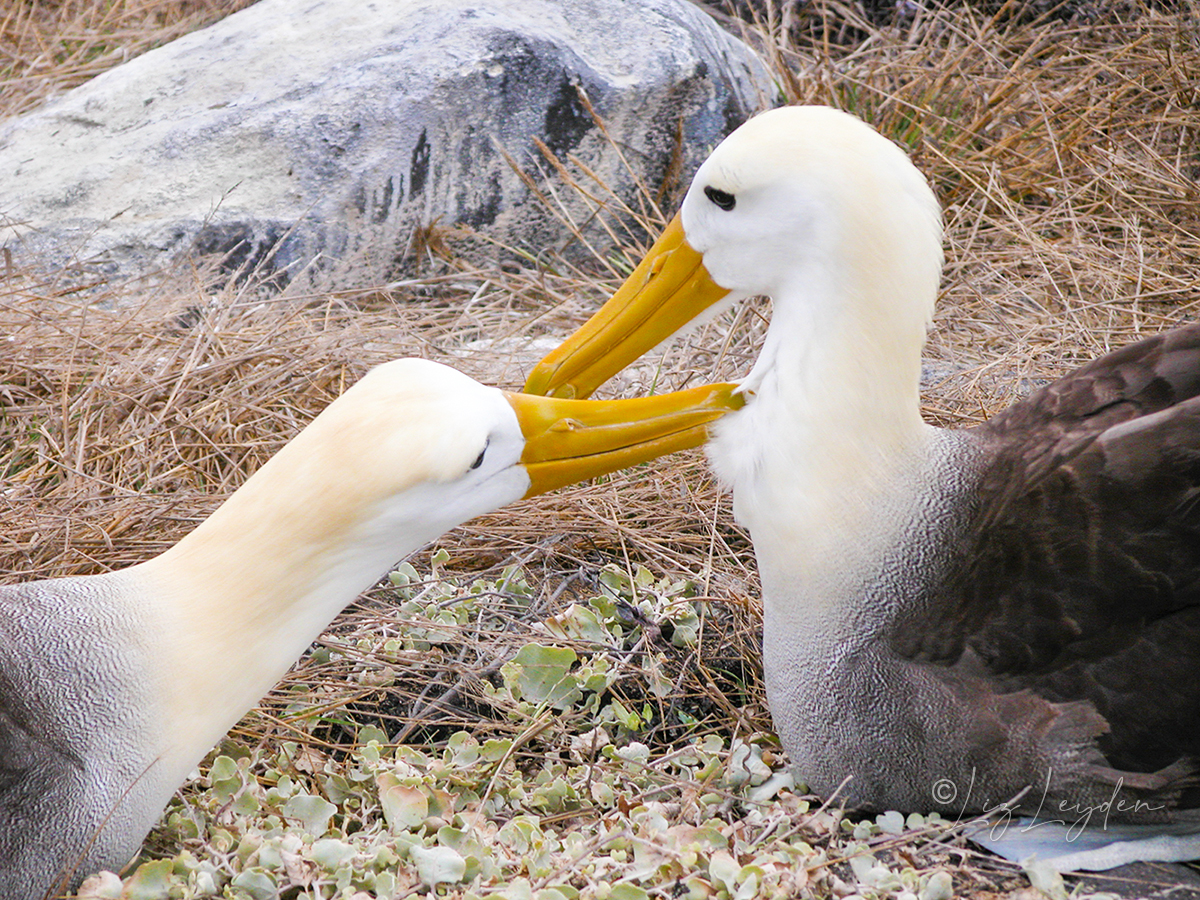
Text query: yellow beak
508 382 742 498
522 212 731 400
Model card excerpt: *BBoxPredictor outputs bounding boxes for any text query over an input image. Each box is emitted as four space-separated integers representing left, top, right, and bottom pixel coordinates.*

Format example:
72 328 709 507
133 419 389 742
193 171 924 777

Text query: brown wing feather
892 324 1200 774
895 322 1200 673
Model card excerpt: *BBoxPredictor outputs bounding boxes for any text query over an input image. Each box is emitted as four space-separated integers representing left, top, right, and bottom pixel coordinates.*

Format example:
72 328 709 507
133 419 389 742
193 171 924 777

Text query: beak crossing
522 213 731 401
512 210 739 498
508 383 742 498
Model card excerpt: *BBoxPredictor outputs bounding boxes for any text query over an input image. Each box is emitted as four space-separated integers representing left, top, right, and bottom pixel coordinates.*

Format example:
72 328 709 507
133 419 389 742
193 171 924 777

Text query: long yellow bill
508 382 742 498
523 212 731 400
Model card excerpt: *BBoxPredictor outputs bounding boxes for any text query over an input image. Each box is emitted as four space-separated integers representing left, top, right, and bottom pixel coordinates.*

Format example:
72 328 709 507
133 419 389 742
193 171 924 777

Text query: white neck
708 240 938 627
132 432 463 782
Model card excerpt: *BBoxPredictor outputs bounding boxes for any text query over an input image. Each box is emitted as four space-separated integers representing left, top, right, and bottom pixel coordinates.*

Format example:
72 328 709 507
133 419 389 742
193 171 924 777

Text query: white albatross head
523 106 945 403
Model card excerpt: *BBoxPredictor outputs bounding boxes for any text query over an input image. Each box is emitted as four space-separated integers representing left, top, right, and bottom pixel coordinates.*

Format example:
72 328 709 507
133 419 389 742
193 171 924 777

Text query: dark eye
704 185 736 211
469 438 489 470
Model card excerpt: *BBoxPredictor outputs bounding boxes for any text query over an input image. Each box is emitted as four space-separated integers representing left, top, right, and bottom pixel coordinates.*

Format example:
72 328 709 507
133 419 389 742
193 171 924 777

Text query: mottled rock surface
0 0 773 287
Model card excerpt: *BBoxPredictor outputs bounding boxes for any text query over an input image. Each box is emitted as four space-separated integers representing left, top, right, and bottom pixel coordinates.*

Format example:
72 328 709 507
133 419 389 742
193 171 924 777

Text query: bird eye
469 438 489 470
704 186 736 211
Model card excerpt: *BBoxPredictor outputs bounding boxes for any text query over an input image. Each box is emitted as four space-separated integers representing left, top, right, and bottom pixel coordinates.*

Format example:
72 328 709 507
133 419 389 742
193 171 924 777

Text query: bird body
0 358 738 897
0 569 169 893
524 105 1200 868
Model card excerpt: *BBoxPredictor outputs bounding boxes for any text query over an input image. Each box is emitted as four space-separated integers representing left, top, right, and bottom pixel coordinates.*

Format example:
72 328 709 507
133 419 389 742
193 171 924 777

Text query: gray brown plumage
883 325 1200 818
922 325 1200 788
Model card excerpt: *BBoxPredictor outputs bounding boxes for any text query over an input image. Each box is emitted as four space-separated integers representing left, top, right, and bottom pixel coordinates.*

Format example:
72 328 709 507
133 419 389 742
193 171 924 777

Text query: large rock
0 0 773 287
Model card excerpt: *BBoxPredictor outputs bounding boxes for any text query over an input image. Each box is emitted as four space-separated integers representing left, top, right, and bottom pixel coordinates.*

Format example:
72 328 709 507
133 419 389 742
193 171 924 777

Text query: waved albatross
0 358 738 898
524 105 1200 870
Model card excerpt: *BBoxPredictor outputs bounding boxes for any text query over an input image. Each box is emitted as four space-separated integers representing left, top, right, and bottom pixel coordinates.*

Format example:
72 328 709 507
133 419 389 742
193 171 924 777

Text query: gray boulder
0 0 773 287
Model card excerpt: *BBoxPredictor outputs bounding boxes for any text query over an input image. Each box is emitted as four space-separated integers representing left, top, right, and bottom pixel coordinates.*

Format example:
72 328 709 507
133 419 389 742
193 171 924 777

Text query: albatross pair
0 362 738 899
8 104 1198 894
525 105 1200 870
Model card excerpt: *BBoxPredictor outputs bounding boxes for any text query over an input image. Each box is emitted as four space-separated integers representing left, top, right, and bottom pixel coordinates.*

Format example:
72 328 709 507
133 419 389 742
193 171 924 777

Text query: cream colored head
681 107 943 376
270 358 531 545
682 106 942 296
164 359 530 586
524 106 944 407
160 358 740 613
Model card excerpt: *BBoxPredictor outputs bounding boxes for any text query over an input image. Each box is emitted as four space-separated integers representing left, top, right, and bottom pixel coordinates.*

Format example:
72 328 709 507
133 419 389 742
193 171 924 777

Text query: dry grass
0 0 257 119
3 0 1200 896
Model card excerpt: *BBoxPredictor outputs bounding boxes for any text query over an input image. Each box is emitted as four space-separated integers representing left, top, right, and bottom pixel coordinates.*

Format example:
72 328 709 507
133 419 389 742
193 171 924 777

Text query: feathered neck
131 412 448 777
708 199 943 622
